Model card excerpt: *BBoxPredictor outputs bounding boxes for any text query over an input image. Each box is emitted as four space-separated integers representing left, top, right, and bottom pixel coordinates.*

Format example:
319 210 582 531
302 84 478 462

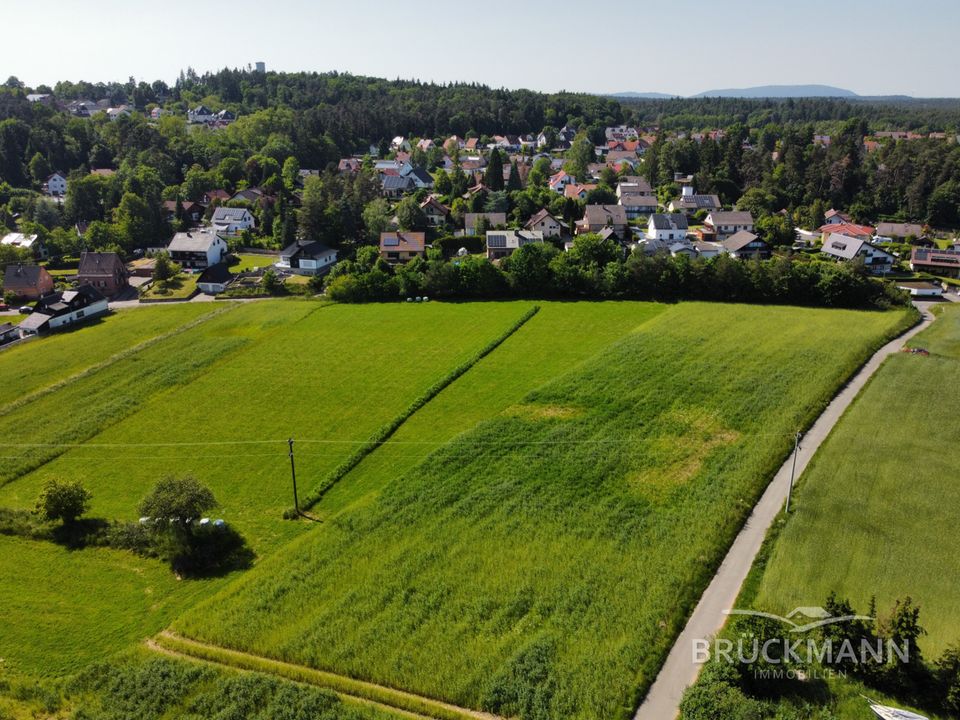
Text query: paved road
633 302 936 720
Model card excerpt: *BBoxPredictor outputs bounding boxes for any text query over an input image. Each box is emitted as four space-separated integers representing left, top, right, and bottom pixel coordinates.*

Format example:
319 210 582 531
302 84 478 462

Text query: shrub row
297 304 540 512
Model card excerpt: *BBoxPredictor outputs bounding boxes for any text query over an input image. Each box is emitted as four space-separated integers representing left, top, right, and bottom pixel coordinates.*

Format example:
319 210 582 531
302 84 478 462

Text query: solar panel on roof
383 237 399 246
487 234 507 248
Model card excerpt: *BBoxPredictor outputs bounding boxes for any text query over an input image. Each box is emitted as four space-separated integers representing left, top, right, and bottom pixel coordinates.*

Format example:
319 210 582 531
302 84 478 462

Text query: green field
173 303 912 720
229 253 280 271
140 272 199 299
756 305 960 654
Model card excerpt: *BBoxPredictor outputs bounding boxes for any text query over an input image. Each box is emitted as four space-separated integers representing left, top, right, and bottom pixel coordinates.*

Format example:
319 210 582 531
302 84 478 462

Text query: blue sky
4 0 958 97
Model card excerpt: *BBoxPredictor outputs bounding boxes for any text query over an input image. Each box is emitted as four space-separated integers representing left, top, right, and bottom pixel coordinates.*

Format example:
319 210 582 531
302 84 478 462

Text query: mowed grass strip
753 304 960 657
152 632 500 720
0 303 219 408
316 301 668 519
174 303 913 720
0 536 212 677
0 301 539 551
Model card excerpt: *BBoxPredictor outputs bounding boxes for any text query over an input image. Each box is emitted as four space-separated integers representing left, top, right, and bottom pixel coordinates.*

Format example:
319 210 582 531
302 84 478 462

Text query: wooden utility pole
785 431 802 514
288 438 299 515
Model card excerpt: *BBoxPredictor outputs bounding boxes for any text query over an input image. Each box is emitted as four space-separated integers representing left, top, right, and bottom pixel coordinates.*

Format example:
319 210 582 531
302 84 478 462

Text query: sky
3 0 958 97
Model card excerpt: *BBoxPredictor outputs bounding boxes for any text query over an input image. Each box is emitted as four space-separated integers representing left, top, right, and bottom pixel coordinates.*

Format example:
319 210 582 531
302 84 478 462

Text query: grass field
140 272 199 299
0 536 212 677
173 303 913 720
229 253 280 271
753 304 960 656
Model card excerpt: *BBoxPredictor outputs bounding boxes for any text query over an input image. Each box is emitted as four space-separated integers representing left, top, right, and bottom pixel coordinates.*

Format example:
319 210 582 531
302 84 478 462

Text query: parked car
18 306 32 314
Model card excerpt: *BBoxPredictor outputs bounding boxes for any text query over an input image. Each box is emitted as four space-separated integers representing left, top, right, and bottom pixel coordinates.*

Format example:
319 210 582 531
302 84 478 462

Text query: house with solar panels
667 184 721 215
379 232 426 263
485 230 544 261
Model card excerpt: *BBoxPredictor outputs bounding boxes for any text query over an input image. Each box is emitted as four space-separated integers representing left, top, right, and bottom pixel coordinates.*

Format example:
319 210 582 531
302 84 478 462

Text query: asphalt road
633 302 937 720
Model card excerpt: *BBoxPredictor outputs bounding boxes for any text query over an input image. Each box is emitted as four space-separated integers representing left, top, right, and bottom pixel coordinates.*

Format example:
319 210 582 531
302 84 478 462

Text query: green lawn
0 536 211 678
754 304 960 655
141 272 199 300
173 303 912 720
228 253 279 271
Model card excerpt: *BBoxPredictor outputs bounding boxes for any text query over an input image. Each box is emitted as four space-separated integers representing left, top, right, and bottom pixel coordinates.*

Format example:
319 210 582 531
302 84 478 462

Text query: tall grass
174 303 913 720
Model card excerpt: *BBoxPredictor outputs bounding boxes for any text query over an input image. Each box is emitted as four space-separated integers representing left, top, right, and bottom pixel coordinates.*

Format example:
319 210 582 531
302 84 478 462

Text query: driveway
633 303 935 720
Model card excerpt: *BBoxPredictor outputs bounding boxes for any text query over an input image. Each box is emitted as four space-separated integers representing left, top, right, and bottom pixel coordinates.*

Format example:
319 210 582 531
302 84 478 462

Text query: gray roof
465 213 507 228
721 231 763 252
3 264 48 288
820 233 870 260
381 175 415 191
212 207 251 223
486 230 544 251
168 231 223 253
18 313 51 332
619 193 658 209
649 213 689 231
583 205 627 226
708 210 754 225
876 222 924 238
672 194 721 210
280 240 337 260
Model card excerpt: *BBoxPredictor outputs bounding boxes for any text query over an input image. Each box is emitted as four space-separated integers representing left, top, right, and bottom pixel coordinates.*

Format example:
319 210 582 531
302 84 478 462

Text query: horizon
4 0 959 98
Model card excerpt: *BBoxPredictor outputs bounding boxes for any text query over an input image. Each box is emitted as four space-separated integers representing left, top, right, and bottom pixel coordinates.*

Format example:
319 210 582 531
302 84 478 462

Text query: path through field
633 302 936 720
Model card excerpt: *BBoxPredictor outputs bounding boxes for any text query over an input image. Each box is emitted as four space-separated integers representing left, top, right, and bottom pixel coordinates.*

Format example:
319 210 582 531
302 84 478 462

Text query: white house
167 229 228 269
486 230 544 260
1 232 46 259
820 233 895 275
549 171 576 193
704 211 755 242
619 193 659 220
187 105 217 124
211 207 255 235
524 209 562 238
647 213 689 242
46 172 67 196
19 286 108 335
277 240 338 276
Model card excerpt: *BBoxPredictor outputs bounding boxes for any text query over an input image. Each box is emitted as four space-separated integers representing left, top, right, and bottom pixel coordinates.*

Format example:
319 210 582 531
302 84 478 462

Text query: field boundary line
299 304 541 511
149 631 503 720
0 303 238 419
633 303 936 720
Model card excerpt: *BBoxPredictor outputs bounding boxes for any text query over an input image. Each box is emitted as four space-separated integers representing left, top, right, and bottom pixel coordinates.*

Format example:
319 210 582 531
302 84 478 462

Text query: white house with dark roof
485 230 544 260
647 213 689 242
705 211 755 242
187 105 217 123
277 240 338 276
720 231 771 259
211 207 255 235
524 209 562 238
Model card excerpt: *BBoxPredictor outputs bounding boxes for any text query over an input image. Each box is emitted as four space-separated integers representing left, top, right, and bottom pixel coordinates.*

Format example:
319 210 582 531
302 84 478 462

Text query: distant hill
611 91 677 100
692 84 860 98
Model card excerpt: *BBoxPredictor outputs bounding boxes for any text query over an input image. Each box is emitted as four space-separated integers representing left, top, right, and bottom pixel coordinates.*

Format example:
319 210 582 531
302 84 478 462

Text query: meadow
753 303 960 655
173 303 913 720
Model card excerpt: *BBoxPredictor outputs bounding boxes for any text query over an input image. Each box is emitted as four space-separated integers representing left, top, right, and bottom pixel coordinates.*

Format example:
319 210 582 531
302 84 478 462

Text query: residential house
705 211 755 242
19 286 108 335
203 189 231 205
167 229 228 269
338 158 362 173
162 200 204 224
197 263 235 295
896 281 943 298
187 105 217 123
823 208 852 225
46 172 67 196
0 322 19 345
277 240 338 276
1 232 46 260
485 230 544 260
106 106 131 121
211 207 255 235
215 109 236 123
524 209 562 238
2 264 54 299
721 231 771 259
618 193 658 220
617 179 653 196
549 171 576 193
820 233 895 274
230 188 267 204
909 247 960 278
874 222 925 243
405 167 435 190
668 185 721 214
76 251 129 297
693 241 727 259
381 175 415 199
646 213 689 242
818 222 874 240
578 205 628 236
420 197 450 227
380 232 426 263
564 183 596 200
464 213 507 235
391 136 412 152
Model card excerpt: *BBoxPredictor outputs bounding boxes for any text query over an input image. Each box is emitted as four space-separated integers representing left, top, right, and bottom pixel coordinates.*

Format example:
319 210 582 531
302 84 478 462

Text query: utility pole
785 431 802 514
288 438 299 516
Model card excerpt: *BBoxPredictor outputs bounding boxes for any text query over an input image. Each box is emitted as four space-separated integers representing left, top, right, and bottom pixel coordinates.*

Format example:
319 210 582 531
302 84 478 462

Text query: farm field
753 304 960 656
173 303 913 720
0 302 218 406
314 301 668 518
